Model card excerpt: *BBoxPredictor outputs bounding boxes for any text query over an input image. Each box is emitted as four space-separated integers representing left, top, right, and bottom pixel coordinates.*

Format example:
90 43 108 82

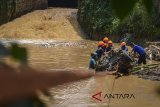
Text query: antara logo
92 92 135 102
92 92 103 101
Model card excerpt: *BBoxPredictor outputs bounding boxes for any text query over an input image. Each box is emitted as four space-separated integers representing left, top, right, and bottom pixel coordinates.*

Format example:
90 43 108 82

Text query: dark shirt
96 47 104 58
106 46 112 52
102 46 107 52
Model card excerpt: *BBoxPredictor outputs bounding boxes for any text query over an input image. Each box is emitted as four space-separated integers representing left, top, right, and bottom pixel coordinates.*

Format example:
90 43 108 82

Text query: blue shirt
121 46 128 51
89 58 96 69
133 45 145 55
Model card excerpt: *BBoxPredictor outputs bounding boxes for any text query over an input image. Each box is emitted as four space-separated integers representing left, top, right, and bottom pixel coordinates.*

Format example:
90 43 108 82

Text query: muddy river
24 40 160 107
0 7 159 107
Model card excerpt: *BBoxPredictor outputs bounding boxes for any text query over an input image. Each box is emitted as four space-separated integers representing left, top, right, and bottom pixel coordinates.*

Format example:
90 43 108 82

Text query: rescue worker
89 53 97 69
96 41 104 58
120 42 128 51
103 37 109 44
102 43 108 52
106 40 113 52
129 43 146 65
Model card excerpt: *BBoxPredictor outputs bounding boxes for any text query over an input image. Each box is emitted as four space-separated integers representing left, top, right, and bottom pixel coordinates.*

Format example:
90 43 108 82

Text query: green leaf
111 0 138 20
10 43 28 65
142 0 153 13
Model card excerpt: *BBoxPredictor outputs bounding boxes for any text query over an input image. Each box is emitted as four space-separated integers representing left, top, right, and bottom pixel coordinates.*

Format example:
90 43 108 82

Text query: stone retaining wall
0 0 48 25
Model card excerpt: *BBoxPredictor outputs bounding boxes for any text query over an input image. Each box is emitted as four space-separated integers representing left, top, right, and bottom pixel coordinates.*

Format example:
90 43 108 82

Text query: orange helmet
98 41 104 47
108 40 113 44
103 43 108 47
103 37 109 42
121 42 126 46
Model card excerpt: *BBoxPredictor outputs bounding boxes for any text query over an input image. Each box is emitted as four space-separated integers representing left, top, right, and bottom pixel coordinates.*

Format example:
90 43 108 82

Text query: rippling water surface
27 40 160 107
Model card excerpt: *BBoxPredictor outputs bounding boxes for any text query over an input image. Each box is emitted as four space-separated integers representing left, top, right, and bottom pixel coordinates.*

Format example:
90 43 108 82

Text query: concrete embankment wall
0 0 48 25
48 0 78 8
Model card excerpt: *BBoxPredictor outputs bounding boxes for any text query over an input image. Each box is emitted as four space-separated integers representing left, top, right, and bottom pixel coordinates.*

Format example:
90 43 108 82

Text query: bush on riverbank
78 0 160 42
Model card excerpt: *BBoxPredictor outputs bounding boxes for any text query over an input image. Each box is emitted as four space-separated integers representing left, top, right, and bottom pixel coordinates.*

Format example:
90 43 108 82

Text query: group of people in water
89 37 146 70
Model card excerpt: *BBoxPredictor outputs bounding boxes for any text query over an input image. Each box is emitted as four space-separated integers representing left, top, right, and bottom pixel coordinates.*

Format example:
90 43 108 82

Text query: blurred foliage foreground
0 43 93 107
78 0 160 42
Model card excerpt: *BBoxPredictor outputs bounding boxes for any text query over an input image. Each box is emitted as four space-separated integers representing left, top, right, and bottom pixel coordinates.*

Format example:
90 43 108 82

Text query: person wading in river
103 37 109 44
96 41 105 59
89 53 98 69
106 40 113 52
120 42 128 52
129 43 146 65
102 43 108 52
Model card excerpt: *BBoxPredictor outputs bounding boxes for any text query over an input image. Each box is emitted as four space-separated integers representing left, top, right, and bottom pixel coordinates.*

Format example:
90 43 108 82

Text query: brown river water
0 7 159 107
24 40 160 107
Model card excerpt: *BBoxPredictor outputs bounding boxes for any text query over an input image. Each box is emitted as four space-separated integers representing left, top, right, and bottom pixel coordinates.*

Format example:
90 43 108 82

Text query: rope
107 75 116 107
107 64 119 107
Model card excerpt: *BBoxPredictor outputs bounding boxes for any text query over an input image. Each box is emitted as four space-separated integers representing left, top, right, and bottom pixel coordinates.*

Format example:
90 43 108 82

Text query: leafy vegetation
0 0 16 24
78 0 160 42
